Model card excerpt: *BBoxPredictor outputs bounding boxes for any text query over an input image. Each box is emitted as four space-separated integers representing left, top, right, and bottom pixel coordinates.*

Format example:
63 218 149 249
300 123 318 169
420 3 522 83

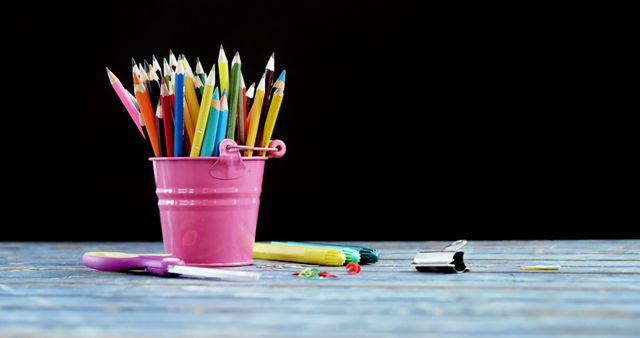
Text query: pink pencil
106 67 145 138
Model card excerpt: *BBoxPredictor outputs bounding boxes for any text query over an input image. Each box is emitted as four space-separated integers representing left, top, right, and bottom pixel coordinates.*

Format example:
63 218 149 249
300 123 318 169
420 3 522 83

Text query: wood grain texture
1 241 638 338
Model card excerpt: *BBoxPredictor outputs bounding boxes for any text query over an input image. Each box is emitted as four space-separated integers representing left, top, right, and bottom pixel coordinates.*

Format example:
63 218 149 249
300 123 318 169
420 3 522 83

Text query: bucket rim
149 156 268 162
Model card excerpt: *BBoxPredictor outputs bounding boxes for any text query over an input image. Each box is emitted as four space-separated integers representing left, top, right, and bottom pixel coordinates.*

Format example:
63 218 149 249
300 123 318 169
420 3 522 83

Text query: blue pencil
173 61 185 156
214 89 229 156
201 87 221 157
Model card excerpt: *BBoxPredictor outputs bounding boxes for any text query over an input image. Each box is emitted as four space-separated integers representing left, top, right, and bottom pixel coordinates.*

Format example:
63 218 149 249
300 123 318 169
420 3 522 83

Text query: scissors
82 252 261 281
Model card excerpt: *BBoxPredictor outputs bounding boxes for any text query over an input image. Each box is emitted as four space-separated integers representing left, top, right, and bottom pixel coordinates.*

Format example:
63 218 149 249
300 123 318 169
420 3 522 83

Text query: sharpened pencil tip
278 69 286 82
266 54 275 71
176 59 184 73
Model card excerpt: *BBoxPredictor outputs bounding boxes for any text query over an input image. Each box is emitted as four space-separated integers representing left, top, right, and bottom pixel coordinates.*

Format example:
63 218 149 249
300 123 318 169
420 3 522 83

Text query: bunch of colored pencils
107 46 286 157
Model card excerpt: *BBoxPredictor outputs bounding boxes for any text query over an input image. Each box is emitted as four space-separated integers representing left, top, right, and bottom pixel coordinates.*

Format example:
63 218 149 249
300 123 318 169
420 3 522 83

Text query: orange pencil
133 67 160 156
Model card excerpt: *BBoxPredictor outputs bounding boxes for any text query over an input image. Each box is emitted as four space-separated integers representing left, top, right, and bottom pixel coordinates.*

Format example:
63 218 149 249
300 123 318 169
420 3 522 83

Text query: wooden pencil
259 85 285 155
201 87 221 157
160 79 174 157
190 67 216 157
155 101 164 157
182 56 200 133
244 74 266 156
169 49 178 71
214 89 229 156
227 52 242 141
106 68 145 138
133 67 160 157
218 45 229 100
246 82 255 117
173 61 185 156
195 57 206 88
241 74 248 143
256 53 275 148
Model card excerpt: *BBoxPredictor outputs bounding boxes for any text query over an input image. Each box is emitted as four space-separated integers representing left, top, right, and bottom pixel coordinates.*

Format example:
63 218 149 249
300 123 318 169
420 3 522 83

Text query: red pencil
160 79 174 157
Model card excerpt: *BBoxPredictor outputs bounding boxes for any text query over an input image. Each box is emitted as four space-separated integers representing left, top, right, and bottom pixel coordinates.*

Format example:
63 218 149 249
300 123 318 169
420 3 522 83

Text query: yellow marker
218 45 229 101
244 75 266 156
259 86 284 155
253 243 346 266
520 265 561 271
190 67 216 157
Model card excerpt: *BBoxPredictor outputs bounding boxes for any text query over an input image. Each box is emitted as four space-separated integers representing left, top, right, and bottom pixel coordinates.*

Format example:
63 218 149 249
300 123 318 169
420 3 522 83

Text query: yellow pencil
252 243 346 266
182 58 200 131
176 61 195 147
244 74 266 156
218 45 229 100
259 86 284 155
190 67 217 157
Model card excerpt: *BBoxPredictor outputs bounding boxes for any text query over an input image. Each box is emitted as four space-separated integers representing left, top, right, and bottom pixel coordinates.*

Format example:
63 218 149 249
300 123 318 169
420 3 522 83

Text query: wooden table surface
1 241 638 337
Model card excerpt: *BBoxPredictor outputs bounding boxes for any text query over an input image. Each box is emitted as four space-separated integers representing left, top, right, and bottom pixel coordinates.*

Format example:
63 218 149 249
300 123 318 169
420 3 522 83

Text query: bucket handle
225 139 286 158
209 139 287 180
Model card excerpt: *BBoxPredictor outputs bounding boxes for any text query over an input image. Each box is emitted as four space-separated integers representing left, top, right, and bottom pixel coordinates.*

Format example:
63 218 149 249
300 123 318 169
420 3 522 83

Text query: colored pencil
155 101 164 157
152 55 162 80
169 49 178 71
106 68 145 138
245 82 255 119
214 89 229 156
259 86 285 155
195 57 206 88
194 74 204 102
126 91 140 111
244 74 266 156
201 87 221 157
163 58 172 87
190 67 216 157
131 58 138 77
133 67 160 157
147 62 164 155
256 53 275 146
160 79 174 157
173 61 185 156
227 52 242 141
241 74 248 141
271 69 286 98
182 57 200 132
218 45 229 100
182 96 194 150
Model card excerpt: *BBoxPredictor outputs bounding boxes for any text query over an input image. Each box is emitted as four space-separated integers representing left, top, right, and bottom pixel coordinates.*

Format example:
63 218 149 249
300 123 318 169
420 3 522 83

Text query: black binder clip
412 240 469 273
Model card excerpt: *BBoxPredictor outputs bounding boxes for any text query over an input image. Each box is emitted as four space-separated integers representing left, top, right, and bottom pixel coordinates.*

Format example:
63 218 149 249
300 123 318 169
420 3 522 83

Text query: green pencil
226 52 242 140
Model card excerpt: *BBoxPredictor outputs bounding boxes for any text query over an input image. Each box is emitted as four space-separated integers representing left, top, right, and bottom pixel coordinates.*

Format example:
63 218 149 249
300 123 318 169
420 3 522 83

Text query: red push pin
346 262 361 274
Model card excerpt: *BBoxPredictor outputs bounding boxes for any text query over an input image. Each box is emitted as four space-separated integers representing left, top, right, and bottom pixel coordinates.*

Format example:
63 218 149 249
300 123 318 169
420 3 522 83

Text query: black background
2 2 636 240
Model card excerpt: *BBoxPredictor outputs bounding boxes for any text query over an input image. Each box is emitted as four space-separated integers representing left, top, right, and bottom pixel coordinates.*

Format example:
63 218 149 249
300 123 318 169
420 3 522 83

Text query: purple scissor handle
82 252 262 281
83 252 182 276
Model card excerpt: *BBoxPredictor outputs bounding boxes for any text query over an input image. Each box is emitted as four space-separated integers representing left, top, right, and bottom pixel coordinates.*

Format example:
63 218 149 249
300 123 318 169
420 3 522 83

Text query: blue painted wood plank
1 241 639 338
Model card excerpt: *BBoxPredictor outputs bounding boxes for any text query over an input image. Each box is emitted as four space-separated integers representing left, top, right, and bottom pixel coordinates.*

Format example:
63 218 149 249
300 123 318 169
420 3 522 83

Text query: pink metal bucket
150 139 286 267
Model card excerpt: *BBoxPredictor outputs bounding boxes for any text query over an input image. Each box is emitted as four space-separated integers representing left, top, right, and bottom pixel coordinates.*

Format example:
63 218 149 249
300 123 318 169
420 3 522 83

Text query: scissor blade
168 265 261 281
